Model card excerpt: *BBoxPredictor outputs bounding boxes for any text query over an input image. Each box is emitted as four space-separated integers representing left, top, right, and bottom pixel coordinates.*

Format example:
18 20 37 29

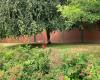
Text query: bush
0 46 99 80
0 46 50 80
60 53 100 80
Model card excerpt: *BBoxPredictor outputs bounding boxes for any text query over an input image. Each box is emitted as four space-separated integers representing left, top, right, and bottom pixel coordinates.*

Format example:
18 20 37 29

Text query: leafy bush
60 53 100 80
0 46 51 80
0 46 99 80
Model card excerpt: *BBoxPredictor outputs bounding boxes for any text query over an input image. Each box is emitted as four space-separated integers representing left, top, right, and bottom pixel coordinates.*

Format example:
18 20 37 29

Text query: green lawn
47 44 100 59
0 43 100 59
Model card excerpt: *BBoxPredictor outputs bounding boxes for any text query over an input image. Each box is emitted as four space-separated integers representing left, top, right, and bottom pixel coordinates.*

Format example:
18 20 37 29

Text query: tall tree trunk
80 25 84 43
34 34 36 43
46 28 51 44
61 31 64 43
80 29 84 43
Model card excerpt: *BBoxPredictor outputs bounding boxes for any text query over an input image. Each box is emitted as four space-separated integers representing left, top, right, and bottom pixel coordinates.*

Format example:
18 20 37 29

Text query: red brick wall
1 27 100 43
84 29 100 43
0 32 48 43
50 29 81 43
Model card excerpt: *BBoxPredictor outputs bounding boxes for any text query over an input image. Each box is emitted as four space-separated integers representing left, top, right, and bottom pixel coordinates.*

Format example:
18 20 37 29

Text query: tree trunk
46 29 51 44
34 34 36 43
80 25 84 43
61 31 64 43
80 29 84 43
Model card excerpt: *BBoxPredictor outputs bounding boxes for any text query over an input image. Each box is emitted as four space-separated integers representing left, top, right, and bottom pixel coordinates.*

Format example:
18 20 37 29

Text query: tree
0 0 43 39
0 0 67 44
57 0 100 42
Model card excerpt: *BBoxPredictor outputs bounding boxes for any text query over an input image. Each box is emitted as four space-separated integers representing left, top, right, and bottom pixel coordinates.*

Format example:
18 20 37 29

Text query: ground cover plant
0 44 100 80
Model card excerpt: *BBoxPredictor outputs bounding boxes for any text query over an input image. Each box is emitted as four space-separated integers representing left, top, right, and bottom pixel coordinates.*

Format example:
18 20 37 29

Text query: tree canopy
0 0 65 39
57 0 100 29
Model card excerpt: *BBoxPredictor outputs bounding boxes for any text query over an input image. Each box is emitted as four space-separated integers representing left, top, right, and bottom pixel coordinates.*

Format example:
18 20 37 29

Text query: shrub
0 46 51 80
60 53 100 80
0 46 99 80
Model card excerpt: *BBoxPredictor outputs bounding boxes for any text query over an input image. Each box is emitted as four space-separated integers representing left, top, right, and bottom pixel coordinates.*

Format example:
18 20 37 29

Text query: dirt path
0 43 23 47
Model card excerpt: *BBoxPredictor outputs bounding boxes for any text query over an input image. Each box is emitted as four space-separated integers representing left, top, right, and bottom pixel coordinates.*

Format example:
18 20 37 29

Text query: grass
0 43 100 59
0 43 100 80
48 44 100 59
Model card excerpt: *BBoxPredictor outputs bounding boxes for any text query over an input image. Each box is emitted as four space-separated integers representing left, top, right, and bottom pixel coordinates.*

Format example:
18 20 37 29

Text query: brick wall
1 27 100 43
0 32 48 43
50 29 81 43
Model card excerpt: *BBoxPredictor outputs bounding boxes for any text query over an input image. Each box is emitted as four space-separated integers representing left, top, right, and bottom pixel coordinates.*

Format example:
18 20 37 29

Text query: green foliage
60 53 100 80
0 0 44 38
0 0 65 38
0 46 51 80
0 46 99 80
57 0 100 29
